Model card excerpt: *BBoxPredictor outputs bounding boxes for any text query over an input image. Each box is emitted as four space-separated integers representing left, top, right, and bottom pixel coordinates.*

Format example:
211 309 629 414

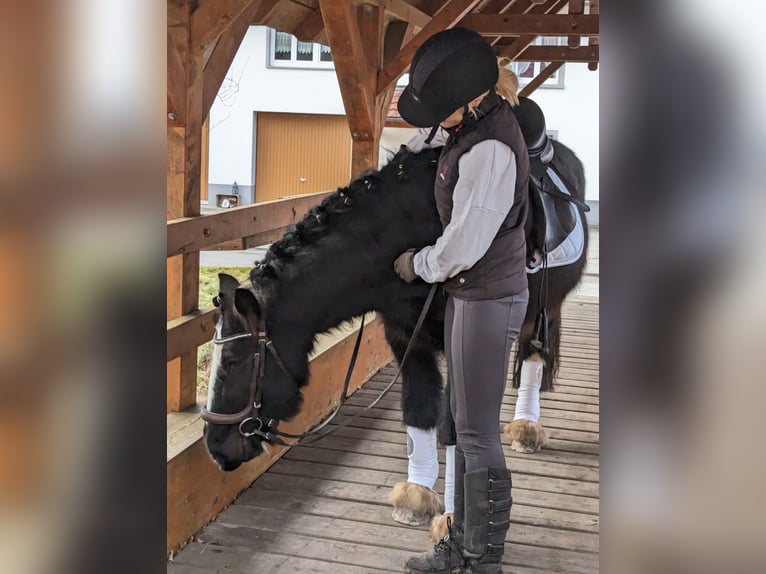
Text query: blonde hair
466 57 520 118
495 57 519 106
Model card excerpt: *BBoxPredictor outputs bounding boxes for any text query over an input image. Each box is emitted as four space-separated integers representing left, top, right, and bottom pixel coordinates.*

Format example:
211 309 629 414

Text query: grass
196 266 251 403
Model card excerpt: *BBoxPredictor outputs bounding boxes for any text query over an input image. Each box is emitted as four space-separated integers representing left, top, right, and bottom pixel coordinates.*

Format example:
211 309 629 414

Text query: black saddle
511 97 589 264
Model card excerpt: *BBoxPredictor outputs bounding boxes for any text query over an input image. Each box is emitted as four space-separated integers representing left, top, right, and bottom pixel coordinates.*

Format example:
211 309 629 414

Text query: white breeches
406 426 439 489
513 358 543 422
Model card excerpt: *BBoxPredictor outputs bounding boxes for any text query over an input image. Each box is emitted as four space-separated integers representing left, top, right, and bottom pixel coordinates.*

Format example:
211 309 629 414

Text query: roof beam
479 0 528 13
516 44 598 62
568 0 584 48
191 0 256 55
376 0 484 95
588 0 598 70
461 13 598 36
368 0 431 29
495 0 569 60
294 9 325 42
252 0 282 24
519 61 563 96
319 0 375 139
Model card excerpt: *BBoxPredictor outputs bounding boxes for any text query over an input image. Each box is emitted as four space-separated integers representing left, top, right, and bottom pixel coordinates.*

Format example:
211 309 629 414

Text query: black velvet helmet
397 27 498 128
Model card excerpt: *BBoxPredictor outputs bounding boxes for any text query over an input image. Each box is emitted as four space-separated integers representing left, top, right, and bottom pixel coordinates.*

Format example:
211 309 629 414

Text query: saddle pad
527 167 586 274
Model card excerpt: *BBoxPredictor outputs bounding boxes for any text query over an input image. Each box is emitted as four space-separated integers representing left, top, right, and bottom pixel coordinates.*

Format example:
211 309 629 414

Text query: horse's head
202 273 303 471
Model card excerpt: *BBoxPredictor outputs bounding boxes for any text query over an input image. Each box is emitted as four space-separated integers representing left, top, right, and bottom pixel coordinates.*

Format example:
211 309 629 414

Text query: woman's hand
394 249 418 283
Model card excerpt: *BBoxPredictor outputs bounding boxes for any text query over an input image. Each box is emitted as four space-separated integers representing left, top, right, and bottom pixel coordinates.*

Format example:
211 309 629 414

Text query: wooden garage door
254 112 351 203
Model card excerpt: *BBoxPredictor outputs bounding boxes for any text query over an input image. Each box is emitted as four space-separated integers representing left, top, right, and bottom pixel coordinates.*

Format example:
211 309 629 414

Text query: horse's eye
228 356 251 372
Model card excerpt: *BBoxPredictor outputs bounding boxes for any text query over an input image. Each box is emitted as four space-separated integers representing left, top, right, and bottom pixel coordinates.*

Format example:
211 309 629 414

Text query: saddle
511 97 589 269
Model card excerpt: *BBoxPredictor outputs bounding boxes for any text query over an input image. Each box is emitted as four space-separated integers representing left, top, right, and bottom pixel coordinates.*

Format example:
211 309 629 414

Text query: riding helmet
397 27 499 128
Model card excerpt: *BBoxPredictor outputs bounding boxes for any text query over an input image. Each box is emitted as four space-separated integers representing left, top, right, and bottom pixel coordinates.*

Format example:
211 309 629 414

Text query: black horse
203 139 588 510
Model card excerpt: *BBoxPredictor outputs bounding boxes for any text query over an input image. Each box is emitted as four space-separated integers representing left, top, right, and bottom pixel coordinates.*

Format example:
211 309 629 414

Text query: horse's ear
234 286 261 319
218 273 240 294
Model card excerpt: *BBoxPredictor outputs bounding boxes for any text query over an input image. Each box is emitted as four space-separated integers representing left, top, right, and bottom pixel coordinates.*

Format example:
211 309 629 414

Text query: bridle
200 322 298 445
200 284 439 447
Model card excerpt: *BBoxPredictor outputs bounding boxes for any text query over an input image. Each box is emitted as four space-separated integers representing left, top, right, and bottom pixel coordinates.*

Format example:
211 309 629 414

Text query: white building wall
529 64 599 202
208 26 345 199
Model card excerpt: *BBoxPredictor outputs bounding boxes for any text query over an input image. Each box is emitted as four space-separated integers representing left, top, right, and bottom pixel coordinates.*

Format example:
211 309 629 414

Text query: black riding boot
404 448 466 573
462 467 512 574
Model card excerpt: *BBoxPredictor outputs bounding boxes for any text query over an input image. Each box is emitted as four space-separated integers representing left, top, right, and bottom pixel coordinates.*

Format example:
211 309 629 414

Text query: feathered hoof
389 482 443 526
428 512 453 543
504 419 546 453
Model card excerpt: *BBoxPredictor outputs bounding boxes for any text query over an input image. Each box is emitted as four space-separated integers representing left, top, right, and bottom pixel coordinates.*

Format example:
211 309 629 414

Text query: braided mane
247 148 418 297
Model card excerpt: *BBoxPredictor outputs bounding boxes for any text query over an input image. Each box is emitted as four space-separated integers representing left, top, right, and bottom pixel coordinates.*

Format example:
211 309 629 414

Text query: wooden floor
169 291 599 574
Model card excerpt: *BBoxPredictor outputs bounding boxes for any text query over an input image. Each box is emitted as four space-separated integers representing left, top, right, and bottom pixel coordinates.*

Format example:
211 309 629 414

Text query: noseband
200 328 298 444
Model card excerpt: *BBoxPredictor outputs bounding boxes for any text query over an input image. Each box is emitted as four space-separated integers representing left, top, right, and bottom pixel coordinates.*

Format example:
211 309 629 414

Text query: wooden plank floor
169 292 599 574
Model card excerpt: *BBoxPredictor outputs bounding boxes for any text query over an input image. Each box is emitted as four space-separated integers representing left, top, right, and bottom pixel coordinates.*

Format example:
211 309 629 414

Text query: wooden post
167 1 203 413
353 3 386 175
588 0 599 71
568 0 584 48
319 0 386 177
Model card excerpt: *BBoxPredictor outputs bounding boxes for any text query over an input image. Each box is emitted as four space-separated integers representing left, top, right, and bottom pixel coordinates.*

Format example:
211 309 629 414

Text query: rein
200 283 439 448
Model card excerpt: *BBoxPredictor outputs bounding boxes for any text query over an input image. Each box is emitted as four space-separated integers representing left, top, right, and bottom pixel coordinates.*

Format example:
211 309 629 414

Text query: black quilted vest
435 91 530 300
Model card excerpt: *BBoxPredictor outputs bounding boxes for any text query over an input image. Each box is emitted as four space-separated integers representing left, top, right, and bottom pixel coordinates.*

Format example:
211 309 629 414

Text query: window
510 37 565 89
269 30 333 69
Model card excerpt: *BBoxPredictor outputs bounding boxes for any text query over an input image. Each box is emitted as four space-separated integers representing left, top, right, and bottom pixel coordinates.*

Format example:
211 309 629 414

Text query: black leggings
446 290 529 471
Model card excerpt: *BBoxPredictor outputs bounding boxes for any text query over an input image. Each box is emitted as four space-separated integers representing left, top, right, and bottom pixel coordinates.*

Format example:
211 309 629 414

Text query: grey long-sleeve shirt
412 139 517 284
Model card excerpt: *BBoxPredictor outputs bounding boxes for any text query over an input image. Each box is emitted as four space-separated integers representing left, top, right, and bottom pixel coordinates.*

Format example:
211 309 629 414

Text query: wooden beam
374 0 431 29
588 0 598 70
516 44 598 62
567 0 584 48
191 0 256 55
167 308 217 363
497 34 536 60
252 0 283 24
494 0 569 60
167 192 333 257
319 0 376 140
460 13 599 36
167 0 203 413
519 61 563 96
294 9 325 43
382 20 413 67
477 0 525 13
167 30 187 123
379 20 416 131
376 0 483 95
202 0 262 121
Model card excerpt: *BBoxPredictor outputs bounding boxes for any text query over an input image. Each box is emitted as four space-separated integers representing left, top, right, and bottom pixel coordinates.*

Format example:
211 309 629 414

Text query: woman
393 28 529 574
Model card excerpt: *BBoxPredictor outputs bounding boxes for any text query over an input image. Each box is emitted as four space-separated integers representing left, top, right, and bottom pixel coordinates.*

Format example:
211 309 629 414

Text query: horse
202 126 588 532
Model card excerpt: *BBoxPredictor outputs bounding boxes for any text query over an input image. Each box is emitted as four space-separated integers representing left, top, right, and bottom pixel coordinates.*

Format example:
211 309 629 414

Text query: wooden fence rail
167 192 333 257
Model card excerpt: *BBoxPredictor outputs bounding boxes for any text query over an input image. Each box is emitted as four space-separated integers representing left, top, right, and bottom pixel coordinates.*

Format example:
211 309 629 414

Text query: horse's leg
505 355 547 453
503 299 563 453
430 372 458 542
383 318 444 526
